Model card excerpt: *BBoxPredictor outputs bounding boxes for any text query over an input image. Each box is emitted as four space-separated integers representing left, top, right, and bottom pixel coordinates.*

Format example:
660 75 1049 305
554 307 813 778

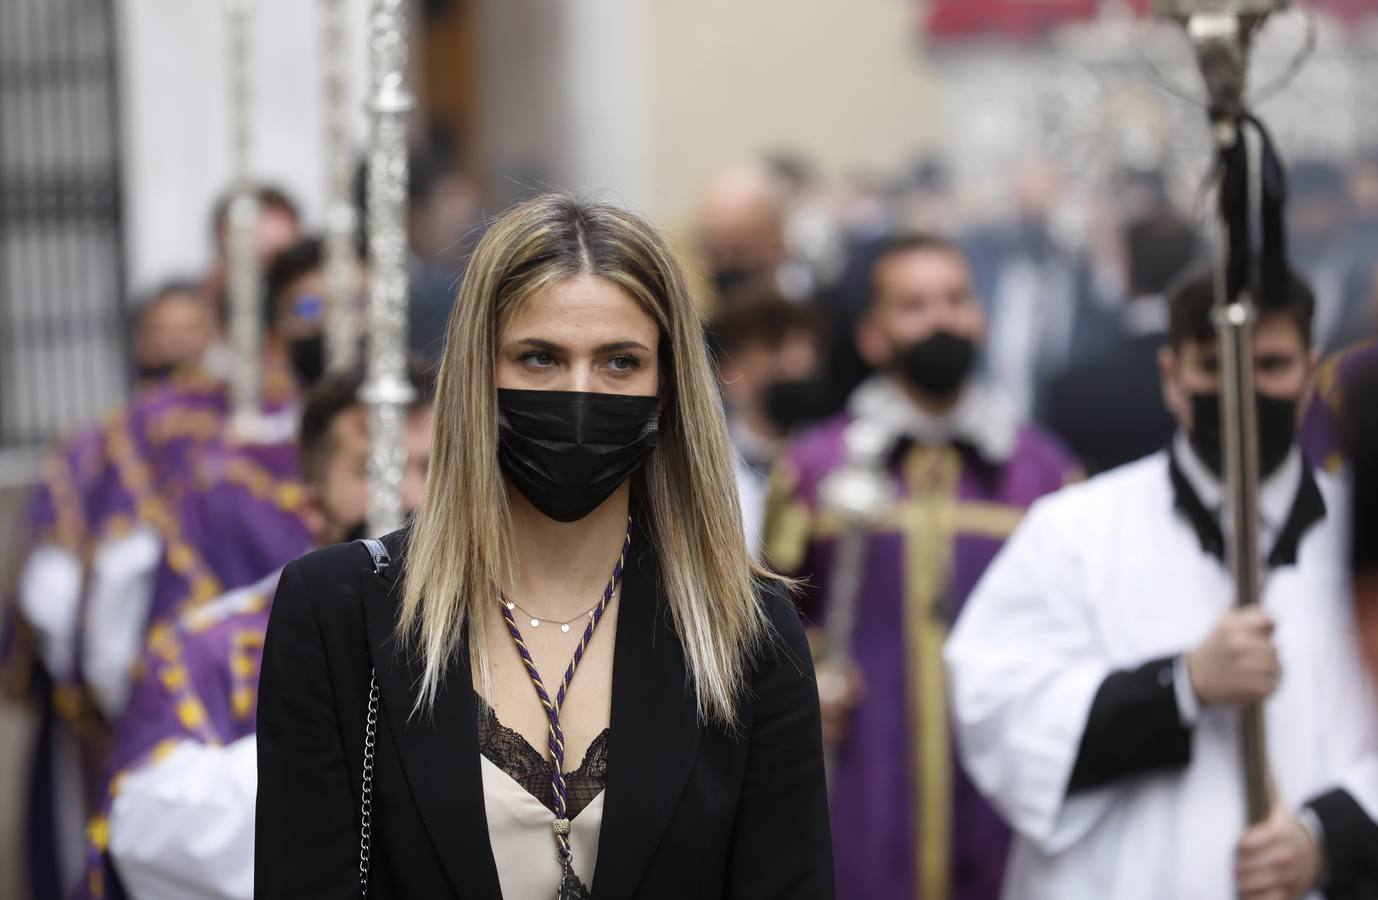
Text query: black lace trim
475 694 609 820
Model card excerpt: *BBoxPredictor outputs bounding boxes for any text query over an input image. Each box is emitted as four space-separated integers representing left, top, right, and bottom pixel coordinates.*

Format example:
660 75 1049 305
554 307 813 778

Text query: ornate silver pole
225 0 263 439
321 0 360 372
1154 0 1287 825
363 0 416 535
816 419 897 780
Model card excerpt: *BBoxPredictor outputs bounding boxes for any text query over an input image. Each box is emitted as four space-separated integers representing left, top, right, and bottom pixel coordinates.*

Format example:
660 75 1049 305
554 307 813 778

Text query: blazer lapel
592 521 704 899
362 554 503 900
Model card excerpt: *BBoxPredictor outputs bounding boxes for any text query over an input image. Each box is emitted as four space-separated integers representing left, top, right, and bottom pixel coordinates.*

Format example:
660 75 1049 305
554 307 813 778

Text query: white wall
116 0 371 293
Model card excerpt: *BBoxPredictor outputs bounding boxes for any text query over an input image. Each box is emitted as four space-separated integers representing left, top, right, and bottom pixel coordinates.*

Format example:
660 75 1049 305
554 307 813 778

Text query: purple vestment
1302 338 1378 473
77 570 281 900
142 437 311 629
764 412 1078 900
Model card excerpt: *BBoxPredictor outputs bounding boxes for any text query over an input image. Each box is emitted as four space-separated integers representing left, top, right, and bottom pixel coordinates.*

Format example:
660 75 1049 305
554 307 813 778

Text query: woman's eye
608 355 641 373
519 351 555 368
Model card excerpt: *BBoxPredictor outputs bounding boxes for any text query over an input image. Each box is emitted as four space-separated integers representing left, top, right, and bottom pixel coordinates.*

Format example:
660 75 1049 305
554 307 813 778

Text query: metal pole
1212 209 1271 824
816 420 897 778
363 0 416 535
1192 12 1272 825
321 0 360 372
225 0 262 439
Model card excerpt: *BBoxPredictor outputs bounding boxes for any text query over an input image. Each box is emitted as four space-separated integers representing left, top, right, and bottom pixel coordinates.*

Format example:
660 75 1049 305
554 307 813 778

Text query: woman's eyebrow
511 337 651 354
595 340 652 354
512 337 565 352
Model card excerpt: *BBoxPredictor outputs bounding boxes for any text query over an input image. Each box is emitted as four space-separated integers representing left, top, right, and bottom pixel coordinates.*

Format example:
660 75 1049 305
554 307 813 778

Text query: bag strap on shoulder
359 537 390 575
354 536 387 895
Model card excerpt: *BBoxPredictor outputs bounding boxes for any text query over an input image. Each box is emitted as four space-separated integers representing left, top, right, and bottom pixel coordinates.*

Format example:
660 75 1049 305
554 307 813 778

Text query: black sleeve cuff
1309 788 1378 900
1067 655 1193 795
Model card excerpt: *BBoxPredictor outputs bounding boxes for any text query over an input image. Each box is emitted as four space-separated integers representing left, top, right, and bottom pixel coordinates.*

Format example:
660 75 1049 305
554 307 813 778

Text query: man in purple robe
2 424 112 900
764 233 1079 900
77 364 433 900
77 237 353 727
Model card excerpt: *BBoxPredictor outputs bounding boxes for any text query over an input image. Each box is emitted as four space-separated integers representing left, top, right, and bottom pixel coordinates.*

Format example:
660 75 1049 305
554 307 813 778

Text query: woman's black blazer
254 524 835 899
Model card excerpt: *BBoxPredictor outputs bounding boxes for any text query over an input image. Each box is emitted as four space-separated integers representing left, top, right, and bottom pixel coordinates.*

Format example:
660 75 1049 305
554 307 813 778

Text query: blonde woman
254 194 833 899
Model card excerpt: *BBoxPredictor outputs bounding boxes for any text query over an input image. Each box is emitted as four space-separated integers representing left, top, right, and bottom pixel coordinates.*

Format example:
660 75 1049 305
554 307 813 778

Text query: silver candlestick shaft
321 0 360 373
225 0 262 439
363 0 416 536
817 419 898 781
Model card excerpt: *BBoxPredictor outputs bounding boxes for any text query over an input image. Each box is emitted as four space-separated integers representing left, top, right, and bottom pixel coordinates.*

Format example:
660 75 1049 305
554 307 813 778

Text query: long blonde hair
400 193 774 726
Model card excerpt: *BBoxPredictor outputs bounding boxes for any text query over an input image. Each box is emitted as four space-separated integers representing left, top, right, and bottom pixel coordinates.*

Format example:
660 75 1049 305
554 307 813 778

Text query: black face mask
761 378 835 433
137 362 178 382
893 331 976 397
1188 391 1298 479
712 265 764 298
342 520 369 544
288 334 326 388
497 389 659 523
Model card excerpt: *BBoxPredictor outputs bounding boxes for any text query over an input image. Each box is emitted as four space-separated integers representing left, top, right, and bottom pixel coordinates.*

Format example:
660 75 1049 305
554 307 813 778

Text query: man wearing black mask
263 237 365 393
948 269 1378 900
709 293 830 554
764 233 1079 900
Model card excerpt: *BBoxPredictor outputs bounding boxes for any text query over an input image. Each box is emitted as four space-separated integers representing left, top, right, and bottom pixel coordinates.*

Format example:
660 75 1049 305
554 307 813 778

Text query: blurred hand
1188 607 1281 707
1235 805 1322 900
816 661 865 750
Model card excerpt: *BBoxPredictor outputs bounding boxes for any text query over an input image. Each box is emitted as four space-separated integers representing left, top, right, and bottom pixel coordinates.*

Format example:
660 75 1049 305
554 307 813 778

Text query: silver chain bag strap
358 538 389 896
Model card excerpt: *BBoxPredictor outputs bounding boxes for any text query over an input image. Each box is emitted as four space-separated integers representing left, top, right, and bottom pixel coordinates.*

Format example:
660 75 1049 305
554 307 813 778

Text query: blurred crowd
3 138 1378 900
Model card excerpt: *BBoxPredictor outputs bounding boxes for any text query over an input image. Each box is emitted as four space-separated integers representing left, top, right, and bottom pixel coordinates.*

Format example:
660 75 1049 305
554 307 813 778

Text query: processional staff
225 0 263 440
1153 0 1295 826
320 0 361 373
363 0 416 536
816 419 898 777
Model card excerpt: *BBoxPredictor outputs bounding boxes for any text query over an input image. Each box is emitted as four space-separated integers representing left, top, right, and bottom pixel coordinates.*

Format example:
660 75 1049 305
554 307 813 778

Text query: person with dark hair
948 268 1378 899
710 290 831 551
130 280 216 383
75 365 433 900
764 233 1078 900
263 237 346 390
1039 213 1202 473
201 185 303 330
71 235 364 733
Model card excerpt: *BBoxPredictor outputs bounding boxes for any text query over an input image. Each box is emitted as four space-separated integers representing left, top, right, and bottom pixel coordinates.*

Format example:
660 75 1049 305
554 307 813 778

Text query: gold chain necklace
502 597 603 633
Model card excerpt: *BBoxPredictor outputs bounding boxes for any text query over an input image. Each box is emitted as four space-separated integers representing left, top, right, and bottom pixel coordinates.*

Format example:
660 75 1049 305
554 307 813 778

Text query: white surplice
946 449 1378 900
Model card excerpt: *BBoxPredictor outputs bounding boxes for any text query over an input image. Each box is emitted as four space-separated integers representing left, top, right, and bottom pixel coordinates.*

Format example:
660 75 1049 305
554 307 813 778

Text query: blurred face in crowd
305 402 432 546
274 264 367 388
1159 314 1316 478
1159 314 1314 432
697 162 790 297
276 267 328 342
411 171 481 265
858 245 986 402
134 289 215 378
214 202 301 269
718 321 823 439
256 205 302 267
